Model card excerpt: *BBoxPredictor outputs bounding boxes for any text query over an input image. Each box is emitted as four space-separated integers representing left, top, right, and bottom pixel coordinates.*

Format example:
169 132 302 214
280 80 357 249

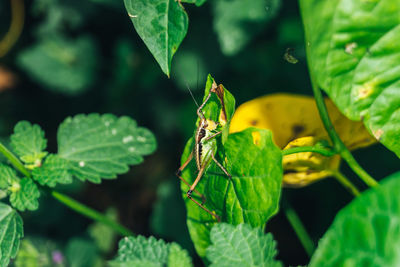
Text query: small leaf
109 235 193 267
180 0 207 6
310 172 400 266
17 35 98 95
88 208 118 253
10 178 41 211
0 202 24 266
206 223 282 267
300 0 400 157
66 238 98 267
212 0 280 55
0 163 19 189
32 154 73 187
57 114 157 183
10 121 47 166
124 0 188 76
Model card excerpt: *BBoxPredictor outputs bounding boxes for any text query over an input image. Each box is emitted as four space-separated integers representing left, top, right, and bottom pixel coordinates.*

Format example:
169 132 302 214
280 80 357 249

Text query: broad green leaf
10 178 41 211
10 121 47 168
310 172 400 266
0 163 19 189
212 0 280 55
180 76 282 257
32 154 73 187
180 0 207 7
17 35 98 95
124 0 188 76
65 238 98 267
57 114 157 183
206 223 282 267
0 202 24 266
109 236 193 267
300 0 400 157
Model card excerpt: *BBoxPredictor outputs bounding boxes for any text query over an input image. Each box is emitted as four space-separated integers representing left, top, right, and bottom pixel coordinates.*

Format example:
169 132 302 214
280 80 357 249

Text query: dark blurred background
0 0 398 266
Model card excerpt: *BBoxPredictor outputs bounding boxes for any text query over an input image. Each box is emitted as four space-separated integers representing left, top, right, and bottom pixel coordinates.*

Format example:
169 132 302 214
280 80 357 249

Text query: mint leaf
310 172 400 266
213 0 280 55
110 236 193 267
32 154 73 187
206 223 282 267
300 0 400 157
10 178 41 211
0 202 24 266
10 121 47 168
0 163 19 189
57 114 156 183
124 0 188 76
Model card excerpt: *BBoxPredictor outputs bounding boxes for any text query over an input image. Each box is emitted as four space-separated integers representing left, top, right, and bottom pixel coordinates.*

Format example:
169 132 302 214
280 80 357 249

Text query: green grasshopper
176 81 231 221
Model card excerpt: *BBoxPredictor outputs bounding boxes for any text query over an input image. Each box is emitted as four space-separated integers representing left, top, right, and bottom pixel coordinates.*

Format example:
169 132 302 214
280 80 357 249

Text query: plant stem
283 202 315 257
50 190 134 237
331 171 360 197
0 141 133 237
0 142 31 177
282 146 336 157
300 8 379 187
0 0 25 57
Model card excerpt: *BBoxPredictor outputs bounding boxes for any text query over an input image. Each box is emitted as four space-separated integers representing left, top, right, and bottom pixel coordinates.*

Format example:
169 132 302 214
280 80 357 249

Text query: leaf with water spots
57 114 157 183
300 0 400 158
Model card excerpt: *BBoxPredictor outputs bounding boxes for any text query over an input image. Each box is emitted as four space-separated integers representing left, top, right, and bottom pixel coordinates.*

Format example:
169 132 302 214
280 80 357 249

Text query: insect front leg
211 153 232 178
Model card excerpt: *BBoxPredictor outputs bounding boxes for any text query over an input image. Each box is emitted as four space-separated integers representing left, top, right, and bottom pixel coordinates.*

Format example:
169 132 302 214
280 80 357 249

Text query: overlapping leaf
109 236 193 267
206 223 282 267
180 76 283 257
310 172 400 266
32 154 73 187
57 114 156 183
9 178 41 212
124 0 188 76
300 0 400 157
0 203 24 266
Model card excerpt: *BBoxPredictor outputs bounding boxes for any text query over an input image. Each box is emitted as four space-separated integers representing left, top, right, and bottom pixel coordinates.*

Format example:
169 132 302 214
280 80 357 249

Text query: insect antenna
185 83 200 108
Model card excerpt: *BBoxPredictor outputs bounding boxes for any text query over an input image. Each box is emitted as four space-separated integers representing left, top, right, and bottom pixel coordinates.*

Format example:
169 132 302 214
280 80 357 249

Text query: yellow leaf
230 93 376 187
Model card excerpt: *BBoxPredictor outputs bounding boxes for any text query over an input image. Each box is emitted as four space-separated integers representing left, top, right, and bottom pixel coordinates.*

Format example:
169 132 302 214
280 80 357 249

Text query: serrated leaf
310 171 400 266
10 121 47 166
0 163 19 189
300 0 400 157
0 202 24 266
57 114 157 183
212 0 280 55
32 154 73 187
110 235 192 267
10 178 41 211
180 77 282 257
17 35 98 95
124 0 188 76
206 223 282 267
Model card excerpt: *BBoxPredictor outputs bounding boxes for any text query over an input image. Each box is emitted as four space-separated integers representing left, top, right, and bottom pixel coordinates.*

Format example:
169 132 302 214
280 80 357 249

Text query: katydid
176 81 231 222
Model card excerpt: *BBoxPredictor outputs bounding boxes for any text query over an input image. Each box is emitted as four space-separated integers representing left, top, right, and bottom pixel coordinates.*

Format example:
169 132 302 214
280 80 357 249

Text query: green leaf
212 0 280 55
10 178 41 211
300 0 400 157
10 121 47 167
0 163 19 189
109 236 193 267
206 223 282 267
57 114 157 183
88 208 117 253
123 0 188 76
180 76 283 257
180 0 207 7
0 202 24 266
17 35 98 95
32 154 73 187
309 172 400 266
66 238 98 267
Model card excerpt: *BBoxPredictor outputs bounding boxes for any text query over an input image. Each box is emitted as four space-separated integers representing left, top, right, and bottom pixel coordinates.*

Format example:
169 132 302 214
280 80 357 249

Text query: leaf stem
0 0 25 57
283 201 315 257
49 189 134 237
331 171 360 197
300 12 379 187
0 141 133 237
282 146 336 157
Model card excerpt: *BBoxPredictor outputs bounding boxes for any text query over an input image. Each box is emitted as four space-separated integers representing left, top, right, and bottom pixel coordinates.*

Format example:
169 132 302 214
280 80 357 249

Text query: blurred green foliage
0 0 399 266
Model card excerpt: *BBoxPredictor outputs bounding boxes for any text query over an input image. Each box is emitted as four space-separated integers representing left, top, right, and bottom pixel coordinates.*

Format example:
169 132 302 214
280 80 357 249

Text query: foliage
0 203 23 266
